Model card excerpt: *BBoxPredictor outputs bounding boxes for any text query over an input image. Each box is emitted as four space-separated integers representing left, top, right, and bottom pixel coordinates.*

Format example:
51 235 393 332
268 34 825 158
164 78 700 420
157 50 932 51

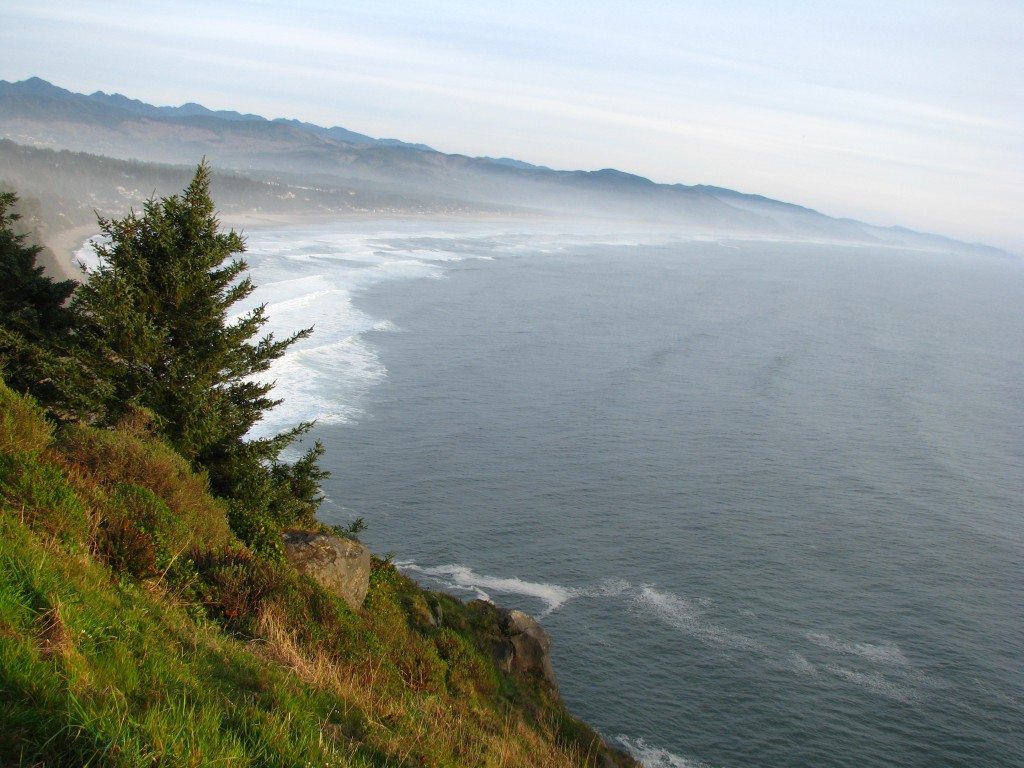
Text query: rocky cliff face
495 608 560 693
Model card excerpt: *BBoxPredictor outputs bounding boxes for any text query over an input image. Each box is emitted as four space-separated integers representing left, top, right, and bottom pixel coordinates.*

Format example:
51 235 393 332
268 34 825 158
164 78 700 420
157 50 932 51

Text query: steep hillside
0 379 638 766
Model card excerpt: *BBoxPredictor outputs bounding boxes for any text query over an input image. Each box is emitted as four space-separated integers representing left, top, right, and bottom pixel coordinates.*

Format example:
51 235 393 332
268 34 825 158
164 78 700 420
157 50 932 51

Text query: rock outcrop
494 608 559 693
281 530 371 610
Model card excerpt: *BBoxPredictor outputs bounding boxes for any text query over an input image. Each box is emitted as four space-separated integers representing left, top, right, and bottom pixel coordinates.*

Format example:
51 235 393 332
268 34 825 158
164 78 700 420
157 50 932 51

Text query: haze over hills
0 77 1010 258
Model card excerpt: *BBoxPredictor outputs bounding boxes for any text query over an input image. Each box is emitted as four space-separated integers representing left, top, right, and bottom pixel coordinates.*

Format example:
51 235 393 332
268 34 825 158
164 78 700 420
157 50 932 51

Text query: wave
248 333 386 439
395 562 576 617
823 665 920 704
73 237 105 272
633 594 941 707
236 224 603 437
616 736 718 768
804 632 909 666
788 652 819 677
80 223 651 440
634 586 766 653
393 564 688 631
245 272 334 297
260 288 351 317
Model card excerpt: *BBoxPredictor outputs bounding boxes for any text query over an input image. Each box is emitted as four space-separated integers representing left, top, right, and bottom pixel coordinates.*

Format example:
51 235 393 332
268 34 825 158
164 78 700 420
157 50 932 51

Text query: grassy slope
0 382 636 767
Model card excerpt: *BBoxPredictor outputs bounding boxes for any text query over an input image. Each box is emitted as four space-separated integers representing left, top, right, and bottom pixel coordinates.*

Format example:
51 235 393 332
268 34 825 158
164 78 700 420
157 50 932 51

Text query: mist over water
235 222 1023 767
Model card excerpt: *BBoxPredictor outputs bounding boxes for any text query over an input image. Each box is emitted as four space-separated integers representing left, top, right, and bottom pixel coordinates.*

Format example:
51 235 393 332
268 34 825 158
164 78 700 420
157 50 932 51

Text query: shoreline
41 224 99 283
41 209 567 284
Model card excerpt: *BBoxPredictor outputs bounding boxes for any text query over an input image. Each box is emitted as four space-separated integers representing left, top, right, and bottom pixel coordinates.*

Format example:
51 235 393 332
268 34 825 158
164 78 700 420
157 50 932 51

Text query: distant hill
0 139 518 241
0 77 1010 257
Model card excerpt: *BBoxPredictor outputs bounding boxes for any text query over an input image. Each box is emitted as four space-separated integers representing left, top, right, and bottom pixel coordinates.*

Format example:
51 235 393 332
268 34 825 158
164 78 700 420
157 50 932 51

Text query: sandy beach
40 224 99 283
38 214 327 284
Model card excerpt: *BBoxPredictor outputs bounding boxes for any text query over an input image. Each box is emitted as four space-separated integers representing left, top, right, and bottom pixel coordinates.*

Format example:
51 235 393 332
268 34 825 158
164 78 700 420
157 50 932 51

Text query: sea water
228 222 1022 767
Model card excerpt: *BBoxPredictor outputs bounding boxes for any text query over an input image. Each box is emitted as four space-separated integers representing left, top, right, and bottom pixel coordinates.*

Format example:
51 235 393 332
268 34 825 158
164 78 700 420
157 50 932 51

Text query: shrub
58 421 233 552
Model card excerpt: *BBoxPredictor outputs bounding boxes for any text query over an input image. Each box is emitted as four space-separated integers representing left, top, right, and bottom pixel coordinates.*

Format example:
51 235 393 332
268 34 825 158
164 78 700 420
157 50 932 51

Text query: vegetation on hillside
0 191 83 413
71 163 326 556
0 171 637 766
3 162 328 554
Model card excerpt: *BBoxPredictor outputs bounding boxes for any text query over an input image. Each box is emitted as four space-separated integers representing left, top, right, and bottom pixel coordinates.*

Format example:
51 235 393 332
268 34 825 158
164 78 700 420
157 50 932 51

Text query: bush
58 421 233 552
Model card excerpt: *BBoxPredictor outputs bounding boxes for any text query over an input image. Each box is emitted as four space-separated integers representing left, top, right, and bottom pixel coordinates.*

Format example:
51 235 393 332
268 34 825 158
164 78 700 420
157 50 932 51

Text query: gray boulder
281 530 370 610
495 608 559 693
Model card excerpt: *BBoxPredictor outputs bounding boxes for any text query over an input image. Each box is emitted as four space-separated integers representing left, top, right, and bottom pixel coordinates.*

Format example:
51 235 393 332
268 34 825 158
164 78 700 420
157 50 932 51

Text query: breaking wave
617 736 718 768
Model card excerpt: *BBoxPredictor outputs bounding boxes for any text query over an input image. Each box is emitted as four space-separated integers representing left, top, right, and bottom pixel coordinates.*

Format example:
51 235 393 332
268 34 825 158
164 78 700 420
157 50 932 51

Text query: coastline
40 224 98 283
41 206 591 286
32 212 642 766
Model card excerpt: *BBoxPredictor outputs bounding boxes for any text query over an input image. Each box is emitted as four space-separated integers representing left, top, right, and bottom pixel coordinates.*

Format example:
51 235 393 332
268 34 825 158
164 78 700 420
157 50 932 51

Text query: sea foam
635 586 766 653
236 224 681 439
823 665 920 704
395 561 576 617
616 736 717 768
804 632 909 666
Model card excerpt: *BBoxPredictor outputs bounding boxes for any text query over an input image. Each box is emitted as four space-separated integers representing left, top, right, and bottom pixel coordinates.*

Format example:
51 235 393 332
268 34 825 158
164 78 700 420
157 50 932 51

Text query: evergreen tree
0 191 83 409
0 191 77 336
73 163 326 544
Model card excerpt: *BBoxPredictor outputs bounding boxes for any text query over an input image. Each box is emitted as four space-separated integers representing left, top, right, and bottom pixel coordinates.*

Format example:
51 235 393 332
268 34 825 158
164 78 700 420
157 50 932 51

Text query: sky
2 0 1022 251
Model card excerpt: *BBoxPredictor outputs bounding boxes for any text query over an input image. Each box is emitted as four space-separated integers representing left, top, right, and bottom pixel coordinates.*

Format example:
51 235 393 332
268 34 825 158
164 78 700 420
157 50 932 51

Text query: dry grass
36 599 70 659
254 606 590 768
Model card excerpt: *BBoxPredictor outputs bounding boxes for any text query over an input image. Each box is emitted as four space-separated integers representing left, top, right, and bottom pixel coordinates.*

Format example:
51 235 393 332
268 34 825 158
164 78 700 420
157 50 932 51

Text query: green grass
0 380 636 767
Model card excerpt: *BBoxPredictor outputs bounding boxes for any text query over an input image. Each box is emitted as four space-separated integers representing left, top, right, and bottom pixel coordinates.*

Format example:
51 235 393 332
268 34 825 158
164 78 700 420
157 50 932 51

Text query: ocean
228 221 1022 767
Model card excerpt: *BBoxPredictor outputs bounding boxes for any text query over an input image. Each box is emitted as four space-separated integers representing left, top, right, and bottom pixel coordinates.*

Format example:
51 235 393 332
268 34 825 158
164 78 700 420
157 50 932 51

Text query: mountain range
0 77 1008 257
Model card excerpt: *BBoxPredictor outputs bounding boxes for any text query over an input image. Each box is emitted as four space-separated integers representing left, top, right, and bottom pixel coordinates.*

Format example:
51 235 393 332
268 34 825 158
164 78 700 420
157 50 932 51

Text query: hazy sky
3 0 1022 250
